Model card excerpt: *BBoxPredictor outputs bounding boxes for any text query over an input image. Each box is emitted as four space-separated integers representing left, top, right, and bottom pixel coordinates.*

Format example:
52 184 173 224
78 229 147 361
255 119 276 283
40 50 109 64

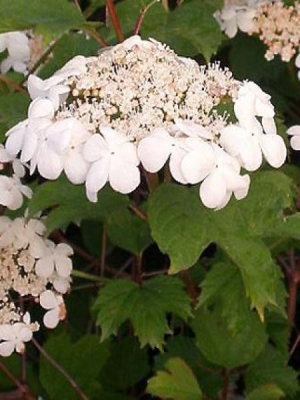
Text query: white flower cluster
0 215 73 357
1 35 286 209
0 30 48 75
215 0 300 75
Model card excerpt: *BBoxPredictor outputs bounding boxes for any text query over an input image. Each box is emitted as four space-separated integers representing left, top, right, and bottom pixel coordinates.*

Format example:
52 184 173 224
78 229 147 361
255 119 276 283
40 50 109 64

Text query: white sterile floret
39 290 66 329
0 175 32 210
0 313 35 357
221 81 286 170
27 55 88 110
181 143 250 209
84 126 140 201
287 125 300 150
0 31 30 74
44 118 91 184
137 128 188 184
214 4 256 38
35 242 73 283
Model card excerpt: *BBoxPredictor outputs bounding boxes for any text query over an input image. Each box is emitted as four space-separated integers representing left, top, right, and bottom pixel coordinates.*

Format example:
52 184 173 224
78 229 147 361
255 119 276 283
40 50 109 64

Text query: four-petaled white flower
0 31 30 74
181 143 250 209
138 128 188 184
222 81 287 170
84 126 140 201
0 313 33 357
214 5 256 38
35 242 73 283
39 290 66 329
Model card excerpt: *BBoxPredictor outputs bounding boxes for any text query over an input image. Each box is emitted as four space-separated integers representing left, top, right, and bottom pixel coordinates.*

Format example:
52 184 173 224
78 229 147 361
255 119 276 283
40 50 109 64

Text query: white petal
35 256 54 278
287 125 300 137
138 128 173 173
259 134 287 168
40 290 57 310
237 9 255 32
169 146 189 184
64 152 89 184
53 277 70 294
0 325 14 340
100 126 127 148
5 120 28 155
234 93 256 129
233 175 250 200
291 136 300 151
37 145 63 180
0 341 15 357
56 243 73 256
85 157 110 194
181 143 215 184
28 98 54 119
109 156 140 194
83 134 108 162
20 130 38 163
16 324 32 342
175 119 213 139
262 117 276 135
200 170 227 209
55 256 72 278
43 308 60 329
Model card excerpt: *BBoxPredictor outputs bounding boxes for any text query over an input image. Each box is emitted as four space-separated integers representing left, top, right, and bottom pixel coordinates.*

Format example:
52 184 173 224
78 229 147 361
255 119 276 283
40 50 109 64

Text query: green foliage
99 337 150 390
147 357 202 400
192 306 268 369
40 331 110 399
148 171 292 317
28 177 128 232
245 345 299 397
246 384 285 400
1 0 300 397
93 275 192 349
0 0 85 39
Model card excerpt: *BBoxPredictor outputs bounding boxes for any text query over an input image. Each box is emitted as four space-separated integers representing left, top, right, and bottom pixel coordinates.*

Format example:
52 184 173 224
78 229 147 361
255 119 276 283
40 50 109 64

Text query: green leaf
198 261 253 332
40 332 110 400
93 275 192 349
246 384 285 400
0 0 85 40
0 93 30 141
148 171 291 317
28 177 129 233
106 204 152 254
100 337 150 390
147 357 202 400
154 337 223 398
192 307 268 368
245 345 299 397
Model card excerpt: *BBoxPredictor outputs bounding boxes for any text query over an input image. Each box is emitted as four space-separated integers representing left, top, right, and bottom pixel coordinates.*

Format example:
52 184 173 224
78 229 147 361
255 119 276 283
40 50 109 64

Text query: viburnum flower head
2 35 287 209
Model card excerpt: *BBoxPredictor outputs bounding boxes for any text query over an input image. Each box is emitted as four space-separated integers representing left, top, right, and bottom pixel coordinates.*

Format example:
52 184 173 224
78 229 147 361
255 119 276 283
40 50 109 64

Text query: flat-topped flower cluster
215 0 300 73
1 35 287 210
0 215 73 357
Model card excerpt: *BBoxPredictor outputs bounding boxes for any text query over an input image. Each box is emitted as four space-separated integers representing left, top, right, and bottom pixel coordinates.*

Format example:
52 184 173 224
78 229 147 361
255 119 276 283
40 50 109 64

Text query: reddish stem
106 0 124 42
33 338 89 400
